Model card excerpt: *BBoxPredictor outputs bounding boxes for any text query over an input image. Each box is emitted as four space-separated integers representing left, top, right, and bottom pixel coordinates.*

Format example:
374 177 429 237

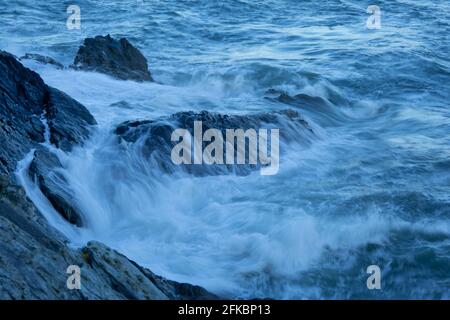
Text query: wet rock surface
20 53 64 69
28 148 84 227
73 35 153 82
264 89 351 125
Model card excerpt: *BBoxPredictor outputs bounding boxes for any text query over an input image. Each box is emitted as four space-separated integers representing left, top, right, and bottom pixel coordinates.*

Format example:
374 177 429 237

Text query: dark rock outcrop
28 148 84 227
20 53 64 69
72 35 153 82
115 109 313 176
0 50 217 299
45 86 96 151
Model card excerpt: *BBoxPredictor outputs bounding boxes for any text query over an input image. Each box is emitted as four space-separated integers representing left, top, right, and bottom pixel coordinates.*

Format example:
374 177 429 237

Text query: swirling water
1 0 450 299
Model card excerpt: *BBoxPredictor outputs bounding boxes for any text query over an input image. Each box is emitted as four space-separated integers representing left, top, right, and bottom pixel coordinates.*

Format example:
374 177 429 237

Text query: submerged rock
0 51 47 175
115 109 313 176
20 53 64 69
265 89 351 125
72 35 153 82
28 148 84 227
0 50 216 299
45 87 96 151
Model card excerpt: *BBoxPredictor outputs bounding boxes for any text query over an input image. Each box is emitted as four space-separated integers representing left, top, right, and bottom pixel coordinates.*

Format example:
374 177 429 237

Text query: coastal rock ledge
0 50 216 299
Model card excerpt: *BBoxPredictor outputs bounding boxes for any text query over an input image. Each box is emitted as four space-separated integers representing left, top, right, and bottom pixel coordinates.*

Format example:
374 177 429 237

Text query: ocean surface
1 0 450 299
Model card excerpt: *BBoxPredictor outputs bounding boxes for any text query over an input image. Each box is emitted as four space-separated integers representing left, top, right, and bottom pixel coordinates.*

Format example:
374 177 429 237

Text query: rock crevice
72 35 153 82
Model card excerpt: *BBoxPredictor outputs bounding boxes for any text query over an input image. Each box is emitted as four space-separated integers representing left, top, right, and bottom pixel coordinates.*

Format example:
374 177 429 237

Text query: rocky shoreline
1 34 313 299
0 42 217 299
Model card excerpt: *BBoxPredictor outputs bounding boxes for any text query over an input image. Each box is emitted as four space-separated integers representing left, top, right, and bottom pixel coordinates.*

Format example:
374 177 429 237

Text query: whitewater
1 0 450 299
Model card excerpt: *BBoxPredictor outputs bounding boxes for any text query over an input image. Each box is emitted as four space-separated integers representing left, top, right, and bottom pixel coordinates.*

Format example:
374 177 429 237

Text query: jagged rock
115 109 313 176
45 87 96 151
20 53 64 69
72 35 153 82
264 89 350 125
0 50 96 163
126 259 219 300
28 148 84 227
0 51 46 174
109 100 133 109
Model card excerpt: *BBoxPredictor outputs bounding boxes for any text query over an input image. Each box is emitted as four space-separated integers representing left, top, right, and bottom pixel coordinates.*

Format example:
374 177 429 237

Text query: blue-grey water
1 0 450 299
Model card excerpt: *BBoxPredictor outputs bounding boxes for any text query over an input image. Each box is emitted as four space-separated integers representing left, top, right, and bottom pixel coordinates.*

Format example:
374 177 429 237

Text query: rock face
115 109 313 176
0 50 96 162
0 50 217 299
73 35 153 82
1 51 48 175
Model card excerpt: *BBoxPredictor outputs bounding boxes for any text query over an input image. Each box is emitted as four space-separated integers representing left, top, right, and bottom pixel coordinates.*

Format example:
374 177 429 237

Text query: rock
45 87 96 152
72 35 153 82
265 89 350 125
81 242 219 300
0 195 73 299
28 148 84 227
1 50 47 175
20 53 64 69
126 259 220 300
265 89 333 110
80 241 168 299
115 109 313 176
0 50 217 300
